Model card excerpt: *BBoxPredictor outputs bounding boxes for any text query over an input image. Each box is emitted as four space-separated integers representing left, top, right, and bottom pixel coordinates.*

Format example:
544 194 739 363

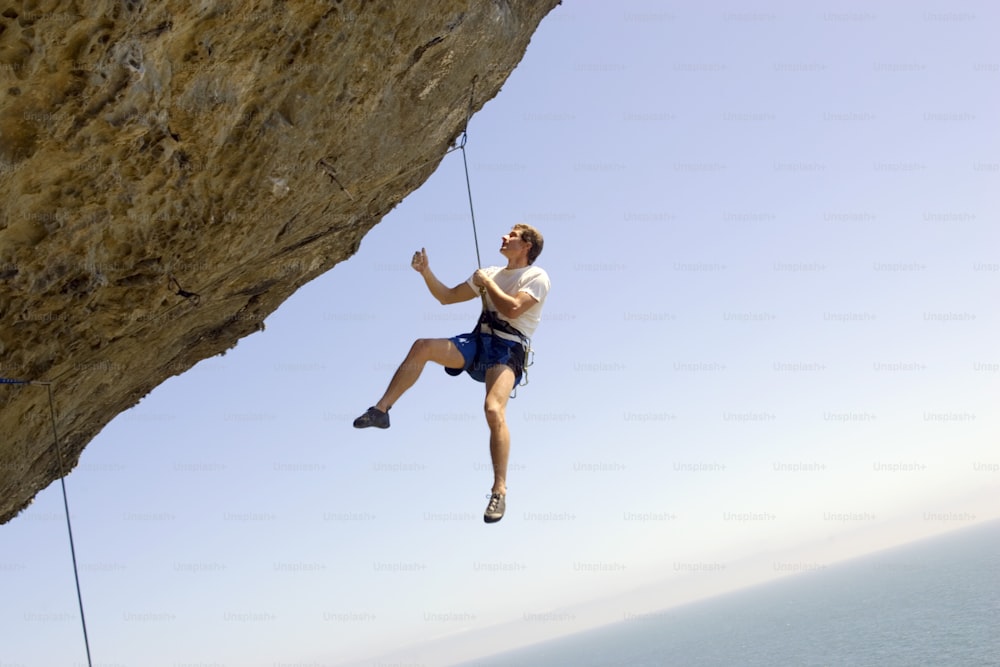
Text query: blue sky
3 2 998 666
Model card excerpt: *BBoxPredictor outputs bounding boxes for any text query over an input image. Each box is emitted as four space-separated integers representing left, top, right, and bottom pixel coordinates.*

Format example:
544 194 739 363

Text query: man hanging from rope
353 223 550 524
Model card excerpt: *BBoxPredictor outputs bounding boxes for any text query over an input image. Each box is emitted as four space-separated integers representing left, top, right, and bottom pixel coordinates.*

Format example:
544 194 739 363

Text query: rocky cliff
0 0 560 524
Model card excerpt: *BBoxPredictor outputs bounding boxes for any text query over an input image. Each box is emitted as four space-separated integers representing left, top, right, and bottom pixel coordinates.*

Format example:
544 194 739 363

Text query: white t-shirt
466 265 550 338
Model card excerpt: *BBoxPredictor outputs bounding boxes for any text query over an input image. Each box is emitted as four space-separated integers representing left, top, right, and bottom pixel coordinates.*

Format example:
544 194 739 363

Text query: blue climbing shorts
445 332 525 385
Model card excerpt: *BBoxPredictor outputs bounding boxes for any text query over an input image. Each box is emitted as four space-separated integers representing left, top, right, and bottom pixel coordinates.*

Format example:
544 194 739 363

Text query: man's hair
514 223 544 265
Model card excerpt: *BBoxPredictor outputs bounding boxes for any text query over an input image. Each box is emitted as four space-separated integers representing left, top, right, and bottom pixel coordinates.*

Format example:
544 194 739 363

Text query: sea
456 520 1000 667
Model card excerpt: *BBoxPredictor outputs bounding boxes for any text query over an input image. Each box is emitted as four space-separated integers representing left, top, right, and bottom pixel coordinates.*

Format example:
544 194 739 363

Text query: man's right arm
411 248 477 305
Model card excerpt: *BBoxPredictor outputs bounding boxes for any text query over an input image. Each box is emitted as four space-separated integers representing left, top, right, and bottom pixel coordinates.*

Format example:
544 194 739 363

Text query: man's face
500 228 528 257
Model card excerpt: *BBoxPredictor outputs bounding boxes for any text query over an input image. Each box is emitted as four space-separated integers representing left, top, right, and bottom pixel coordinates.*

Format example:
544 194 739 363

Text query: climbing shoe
484 493 506 524
353 406 390 429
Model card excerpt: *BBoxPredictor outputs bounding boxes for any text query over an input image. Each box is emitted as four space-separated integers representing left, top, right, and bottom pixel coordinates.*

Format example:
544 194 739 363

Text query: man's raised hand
411 248 428 273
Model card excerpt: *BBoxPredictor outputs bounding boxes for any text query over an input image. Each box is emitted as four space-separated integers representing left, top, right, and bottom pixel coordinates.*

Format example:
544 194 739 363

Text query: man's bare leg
483 364 517 496
374 338 465 412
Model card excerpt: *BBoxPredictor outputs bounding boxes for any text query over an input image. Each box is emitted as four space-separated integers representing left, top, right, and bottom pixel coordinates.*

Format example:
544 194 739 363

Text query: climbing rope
457 75 489 321
1 379 93 667
454 83 533 392
458 131 483 272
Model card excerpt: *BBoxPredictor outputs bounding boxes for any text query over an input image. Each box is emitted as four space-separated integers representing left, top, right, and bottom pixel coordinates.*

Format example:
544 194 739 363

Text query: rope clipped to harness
456 77 533 394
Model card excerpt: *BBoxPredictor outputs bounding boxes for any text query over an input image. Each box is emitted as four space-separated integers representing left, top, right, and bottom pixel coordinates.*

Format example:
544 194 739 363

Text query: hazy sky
3 2 998 666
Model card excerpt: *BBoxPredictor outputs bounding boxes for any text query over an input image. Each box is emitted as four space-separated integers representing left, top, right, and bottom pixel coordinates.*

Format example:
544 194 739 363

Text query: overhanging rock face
0 0 560 524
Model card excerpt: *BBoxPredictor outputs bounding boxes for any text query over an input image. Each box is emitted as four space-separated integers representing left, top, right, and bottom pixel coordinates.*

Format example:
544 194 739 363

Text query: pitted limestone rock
0 0 560 523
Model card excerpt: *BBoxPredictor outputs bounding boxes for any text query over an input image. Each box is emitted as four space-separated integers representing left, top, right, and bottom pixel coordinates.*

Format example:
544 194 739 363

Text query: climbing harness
1 378 93 667
475 308 534 394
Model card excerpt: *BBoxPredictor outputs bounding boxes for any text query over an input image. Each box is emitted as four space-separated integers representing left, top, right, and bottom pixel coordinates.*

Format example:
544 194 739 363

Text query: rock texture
0 0 560 524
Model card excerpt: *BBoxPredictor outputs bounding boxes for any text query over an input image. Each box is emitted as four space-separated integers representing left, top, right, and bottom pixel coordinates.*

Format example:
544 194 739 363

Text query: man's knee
407 338 464 369
408 338 434 360
484 397 506 427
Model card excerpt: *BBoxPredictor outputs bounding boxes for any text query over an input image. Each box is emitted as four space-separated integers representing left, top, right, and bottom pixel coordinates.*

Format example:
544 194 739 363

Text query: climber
353 223 550 524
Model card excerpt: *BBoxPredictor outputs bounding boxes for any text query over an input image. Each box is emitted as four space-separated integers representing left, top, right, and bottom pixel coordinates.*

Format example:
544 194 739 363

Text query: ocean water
458 520 1000 666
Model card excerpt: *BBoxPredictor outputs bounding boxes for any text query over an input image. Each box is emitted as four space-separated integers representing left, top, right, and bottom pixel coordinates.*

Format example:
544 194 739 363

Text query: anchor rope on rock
169 274 201 305
1 378 93 667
